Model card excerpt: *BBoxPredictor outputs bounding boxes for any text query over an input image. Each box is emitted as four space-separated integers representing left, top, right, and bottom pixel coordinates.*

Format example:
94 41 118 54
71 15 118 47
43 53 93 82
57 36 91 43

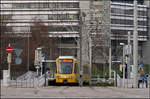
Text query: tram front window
58 60 73 74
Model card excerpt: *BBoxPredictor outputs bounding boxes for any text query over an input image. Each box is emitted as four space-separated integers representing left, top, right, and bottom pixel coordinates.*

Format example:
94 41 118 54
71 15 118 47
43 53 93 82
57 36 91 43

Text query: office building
1 0 80 59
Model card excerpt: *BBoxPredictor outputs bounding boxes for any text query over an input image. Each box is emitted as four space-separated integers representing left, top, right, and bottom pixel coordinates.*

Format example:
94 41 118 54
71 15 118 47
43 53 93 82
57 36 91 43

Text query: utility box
3 70 9 87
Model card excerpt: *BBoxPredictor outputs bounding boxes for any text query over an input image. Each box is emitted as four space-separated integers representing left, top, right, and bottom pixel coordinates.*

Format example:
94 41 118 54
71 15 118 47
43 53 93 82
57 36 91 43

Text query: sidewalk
1 86 149 98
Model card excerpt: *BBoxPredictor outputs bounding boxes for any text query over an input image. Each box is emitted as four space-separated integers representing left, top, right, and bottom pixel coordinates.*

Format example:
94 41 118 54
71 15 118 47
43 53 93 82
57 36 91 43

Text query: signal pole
79 11 83 87
6 44 13 80
127 31 131 79
89 37 92 85
109 47 112 79
133 0 138 88
120 43 125 88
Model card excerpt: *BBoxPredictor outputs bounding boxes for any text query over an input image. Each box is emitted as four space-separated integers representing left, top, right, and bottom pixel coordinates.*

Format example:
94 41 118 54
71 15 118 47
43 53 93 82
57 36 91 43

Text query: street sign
41 53 45 62
6 46 13 53
138 64 143 69
15 57 22 65
125 45 132 55
15 49 22 57
41 53 45 58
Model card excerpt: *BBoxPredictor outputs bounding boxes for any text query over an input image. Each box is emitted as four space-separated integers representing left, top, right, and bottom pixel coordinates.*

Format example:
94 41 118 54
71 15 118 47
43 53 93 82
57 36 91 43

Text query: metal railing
10 71 36 88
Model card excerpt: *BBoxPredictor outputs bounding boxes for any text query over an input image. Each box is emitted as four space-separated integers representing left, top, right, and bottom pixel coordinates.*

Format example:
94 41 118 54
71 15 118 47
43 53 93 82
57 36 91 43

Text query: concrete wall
79 1 90 10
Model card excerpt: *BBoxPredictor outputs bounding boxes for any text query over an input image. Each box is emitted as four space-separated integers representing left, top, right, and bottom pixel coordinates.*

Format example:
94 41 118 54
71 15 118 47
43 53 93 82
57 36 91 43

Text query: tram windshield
58 59 73 74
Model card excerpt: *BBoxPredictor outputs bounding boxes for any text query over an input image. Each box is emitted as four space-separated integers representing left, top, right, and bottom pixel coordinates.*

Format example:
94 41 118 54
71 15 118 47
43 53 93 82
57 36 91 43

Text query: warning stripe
6 49 13 51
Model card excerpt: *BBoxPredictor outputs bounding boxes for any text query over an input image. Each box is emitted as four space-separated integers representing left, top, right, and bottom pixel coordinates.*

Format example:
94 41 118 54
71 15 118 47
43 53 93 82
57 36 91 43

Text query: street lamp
120 43 125 88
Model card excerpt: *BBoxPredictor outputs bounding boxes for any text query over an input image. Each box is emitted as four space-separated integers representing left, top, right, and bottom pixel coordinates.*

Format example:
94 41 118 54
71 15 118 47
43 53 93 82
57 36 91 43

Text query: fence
10 71 37 88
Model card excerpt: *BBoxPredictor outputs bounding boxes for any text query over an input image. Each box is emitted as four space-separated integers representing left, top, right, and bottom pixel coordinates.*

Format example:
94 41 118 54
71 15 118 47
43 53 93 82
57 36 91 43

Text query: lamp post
109 47 112 79
133 0 138 88
127 31 131 79
120 43 125 88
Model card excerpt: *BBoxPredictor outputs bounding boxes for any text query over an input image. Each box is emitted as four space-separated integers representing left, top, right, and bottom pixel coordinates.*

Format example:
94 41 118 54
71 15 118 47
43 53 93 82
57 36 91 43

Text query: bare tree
21 18 59 71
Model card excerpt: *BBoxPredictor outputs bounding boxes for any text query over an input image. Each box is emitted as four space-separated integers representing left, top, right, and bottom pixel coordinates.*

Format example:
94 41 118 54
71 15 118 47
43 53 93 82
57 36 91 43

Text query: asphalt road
1 86 149 98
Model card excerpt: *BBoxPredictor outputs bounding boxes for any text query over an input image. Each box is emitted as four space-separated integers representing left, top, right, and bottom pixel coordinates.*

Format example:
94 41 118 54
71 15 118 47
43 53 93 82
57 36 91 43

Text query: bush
92 81 114 87
143 64 150 75
92 63 109 78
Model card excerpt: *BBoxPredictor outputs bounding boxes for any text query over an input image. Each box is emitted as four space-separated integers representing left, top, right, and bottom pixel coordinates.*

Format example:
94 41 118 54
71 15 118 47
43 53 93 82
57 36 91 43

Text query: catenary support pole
79 11 83 87
128 31 131 79
123 45 125 88
133 0 138 88
89 37 92 85
109 47 112 79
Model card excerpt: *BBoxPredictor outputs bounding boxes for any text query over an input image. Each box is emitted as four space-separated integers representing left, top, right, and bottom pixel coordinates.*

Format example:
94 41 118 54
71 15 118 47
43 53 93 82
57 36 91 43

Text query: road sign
41 53 45 62
6 46 13 53
41 53 45 58
15 57 22 65
15 49 22 57
125 45 132 55
138 64 143 69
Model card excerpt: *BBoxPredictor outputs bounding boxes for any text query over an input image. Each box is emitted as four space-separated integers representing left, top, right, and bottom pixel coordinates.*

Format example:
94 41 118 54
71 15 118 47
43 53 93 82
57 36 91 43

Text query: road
1 86 149 98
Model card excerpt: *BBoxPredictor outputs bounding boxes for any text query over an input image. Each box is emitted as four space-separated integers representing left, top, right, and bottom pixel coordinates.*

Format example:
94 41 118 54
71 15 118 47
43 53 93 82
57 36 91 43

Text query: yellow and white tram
55 56 89 84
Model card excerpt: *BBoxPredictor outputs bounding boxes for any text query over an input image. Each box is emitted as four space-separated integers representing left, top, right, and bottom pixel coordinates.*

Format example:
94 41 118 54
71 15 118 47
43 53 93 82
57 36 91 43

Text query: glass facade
1 0 80 37
111 8 147 16
111 0 145 5
1 0 80 59
48 26 79 32
110 1 149 64
111 2 148 40
12 2 79 9
48 14 79 20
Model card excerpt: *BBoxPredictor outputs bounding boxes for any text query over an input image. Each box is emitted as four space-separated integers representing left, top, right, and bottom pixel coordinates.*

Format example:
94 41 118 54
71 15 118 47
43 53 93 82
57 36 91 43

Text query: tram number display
59 59 73 62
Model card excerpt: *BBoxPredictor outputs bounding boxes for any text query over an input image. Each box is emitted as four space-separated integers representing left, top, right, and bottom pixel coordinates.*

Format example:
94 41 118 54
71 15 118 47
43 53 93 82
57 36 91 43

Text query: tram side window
74 63 78 73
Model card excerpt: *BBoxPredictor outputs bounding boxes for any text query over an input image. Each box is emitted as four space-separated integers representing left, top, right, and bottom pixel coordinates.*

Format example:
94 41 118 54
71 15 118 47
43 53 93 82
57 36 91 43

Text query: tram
55 56 89 84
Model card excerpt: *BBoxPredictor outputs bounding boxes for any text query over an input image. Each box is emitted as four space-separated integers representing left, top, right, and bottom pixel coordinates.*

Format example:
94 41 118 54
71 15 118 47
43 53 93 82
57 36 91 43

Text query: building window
24 4 30 8
138 31 147 36
111 29 147 36
111 8 125 15
49 3 79 8
111 19 133 25
125 9 133 15
13 4 23 9
39 3 48 8
48 14 79 20
111 8 147 16
111 29 130 35
138 10 147 16
48 26 79 32
138 21 147 26
31 4 39 9
12 2 79 9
